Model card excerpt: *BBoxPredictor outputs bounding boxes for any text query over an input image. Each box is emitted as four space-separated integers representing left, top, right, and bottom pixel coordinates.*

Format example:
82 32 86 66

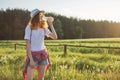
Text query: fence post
14 44 16 50
64 44 67 56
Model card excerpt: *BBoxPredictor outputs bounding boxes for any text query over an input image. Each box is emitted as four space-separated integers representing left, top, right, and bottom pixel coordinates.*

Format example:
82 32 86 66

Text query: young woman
23 9 57 80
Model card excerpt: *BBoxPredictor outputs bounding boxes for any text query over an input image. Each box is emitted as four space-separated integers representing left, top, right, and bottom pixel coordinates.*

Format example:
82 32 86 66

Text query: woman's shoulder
26 25 31 29
26 25 31 28
25 25 31 31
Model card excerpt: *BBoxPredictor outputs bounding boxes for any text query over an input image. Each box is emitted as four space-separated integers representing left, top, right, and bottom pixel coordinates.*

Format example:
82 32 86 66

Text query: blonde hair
28 13 48 30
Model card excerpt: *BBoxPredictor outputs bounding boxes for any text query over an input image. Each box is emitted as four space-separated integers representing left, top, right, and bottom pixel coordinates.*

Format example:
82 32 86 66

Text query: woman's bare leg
26 66 34 80
37 65 46 80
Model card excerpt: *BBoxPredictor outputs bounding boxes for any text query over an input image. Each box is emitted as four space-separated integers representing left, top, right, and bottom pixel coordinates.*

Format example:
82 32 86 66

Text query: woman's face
39 12 44 21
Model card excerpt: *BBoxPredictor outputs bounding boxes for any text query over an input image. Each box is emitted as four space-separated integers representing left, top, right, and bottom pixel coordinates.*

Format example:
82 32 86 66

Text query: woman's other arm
26 40 34 68
47 17 58 40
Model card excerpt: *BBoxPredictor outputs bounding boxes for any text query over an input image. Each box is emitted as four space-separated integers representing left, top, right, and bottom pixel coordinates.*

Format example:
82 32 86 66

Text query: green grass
0 39 120 80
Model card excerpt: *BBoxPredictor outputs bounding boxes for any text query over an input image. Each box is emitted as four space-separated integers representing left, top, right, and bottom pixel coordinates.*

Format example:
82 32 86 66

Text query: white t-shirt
24 25 51 51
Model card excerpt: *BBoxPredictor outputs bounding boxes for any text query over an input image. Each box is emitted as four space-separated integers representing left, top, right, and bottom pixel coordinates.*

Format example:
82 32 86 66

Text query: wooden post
64 45 67 56
15 44 16 50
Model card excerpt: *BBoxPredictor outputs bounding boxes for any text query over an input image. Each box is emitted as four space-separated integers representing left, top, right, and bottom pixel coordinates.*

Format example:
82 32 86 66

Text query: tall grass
0 39 120 80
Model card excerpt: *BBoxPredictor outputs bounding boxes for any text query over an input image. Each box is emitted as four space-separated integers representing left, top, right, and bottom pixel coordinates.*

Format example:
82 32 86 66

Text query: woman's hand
47 17 54 28
47 17 54 23
30 60 35 68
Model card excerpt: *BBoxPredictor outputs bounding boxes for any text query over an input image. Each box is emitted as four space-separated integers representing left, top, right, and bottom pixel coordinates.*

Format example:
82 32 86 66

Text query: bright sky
0 0 120 22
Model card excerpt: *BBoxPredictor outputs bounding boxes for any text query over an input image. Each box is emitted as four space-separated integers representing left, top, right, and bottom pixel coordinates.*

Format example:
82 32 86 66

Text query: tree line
0 8 120 40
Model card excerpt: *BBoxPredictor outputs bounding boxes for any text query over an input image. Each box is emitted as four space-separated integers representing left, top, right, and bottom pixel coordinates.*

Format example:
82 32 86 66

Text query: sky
0 0 120 22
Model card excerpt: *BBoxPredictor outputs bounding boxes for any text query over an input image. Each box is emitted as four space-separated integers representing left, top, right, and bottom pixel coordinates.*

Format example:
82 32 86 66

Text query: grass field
0 38 120 80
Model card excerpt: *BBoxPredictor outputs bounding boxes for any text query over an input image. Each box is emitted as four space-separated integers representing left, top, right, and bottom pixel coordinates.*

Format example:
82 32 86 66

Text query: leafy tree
54 19 63 39
0 8 120 40
75 26 84 39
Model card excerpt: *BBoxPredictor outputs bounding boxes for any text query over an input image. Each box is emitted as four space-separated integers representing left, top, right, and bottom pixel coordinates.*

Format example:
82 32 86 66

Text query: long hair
29 12 40 30
28 12 48 29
